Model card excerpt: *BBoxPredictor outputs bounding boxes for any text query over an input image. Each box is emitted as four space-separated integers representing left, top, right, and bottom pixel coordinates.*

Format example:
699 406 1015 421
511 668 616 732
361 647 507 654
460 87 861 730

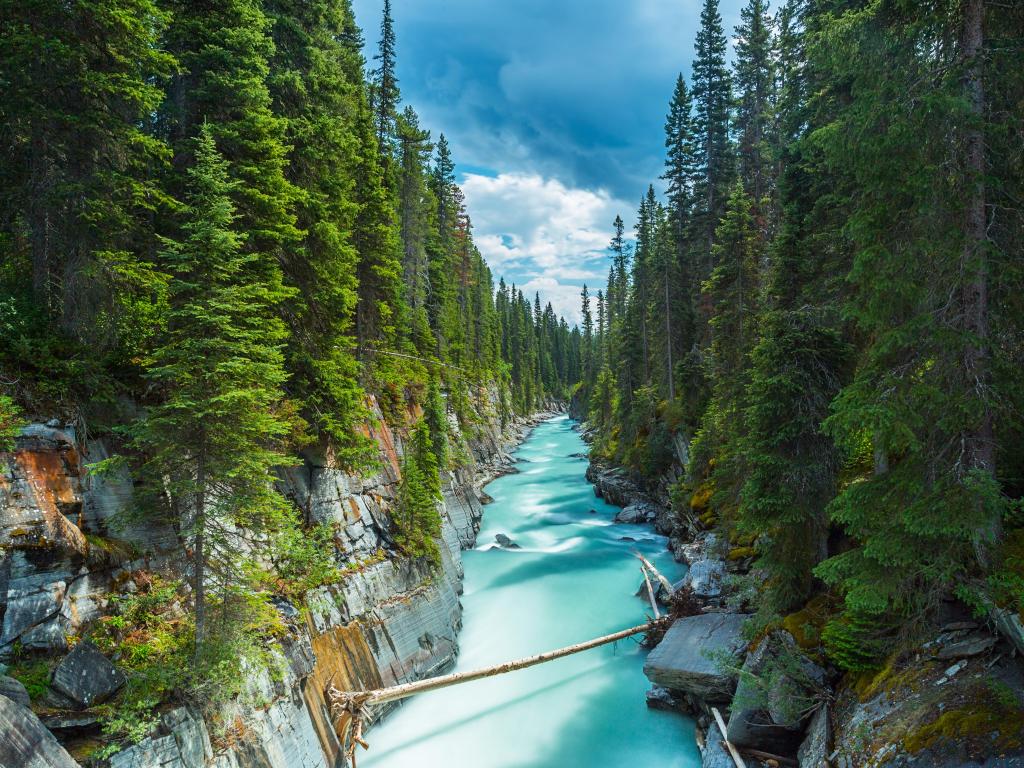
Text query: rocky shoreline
580 424 1024 768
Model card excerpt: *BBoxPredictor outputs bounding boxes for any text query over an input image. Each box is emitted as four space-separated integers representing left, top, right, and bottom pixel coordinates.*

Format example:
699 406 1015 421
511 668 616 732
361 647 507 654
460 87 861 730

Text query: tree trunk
193 447 207 663
960 0 998 561
665 267 675 401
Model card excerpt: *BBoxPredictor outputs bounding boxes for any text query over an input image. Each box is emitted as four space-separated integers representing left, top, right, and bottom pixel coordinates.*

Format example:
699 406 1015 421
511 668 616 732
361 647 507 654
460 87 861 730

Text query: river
366 414 701 767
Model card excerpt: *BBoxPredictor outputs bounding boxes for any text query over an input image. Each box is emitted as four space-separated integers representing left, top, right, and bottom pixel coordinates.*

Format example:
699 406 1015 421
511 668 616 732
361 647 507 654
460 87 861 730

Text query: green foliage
91 577 191 744
821 610 892 672
394 420 443 564
8 658 52 701
271 519 344 595
0 394 22 451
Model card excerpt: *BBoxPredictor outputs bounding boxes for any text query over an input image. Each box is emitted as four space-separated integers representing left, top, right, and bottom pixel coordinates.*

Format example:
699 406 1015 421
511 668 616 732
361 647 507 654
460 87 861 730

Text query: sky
352 0 745 323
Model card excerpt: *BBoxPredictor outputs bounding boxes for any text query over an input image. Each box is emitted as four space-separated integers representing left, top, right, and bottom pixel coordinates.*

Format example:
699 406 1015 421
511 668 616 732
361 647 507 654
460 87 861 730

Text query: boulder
494 533 521 549
727 631 827 755
0 674 31 707
51 641 125 708
0 695 82 768
685 558 726 600
934 634 997 660
798 704 831 768
643 613 748 703
701 733 738 768
614 502 658 524
0 581 67 649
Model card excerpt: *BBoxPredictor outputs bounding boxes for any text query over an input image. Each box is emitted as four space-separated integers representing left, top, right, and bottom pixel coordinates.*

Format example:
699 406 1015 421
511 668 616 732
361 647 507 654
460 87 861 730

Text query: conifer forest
0 1 1022 767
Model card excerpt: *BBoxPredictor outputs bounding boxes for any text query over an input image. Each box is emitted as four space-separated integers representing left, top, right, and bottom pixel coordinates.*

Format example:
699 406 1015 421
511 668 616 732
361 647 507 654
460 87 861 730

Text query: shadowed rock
51 641 125 708
643 613 748 703
0 695 81 767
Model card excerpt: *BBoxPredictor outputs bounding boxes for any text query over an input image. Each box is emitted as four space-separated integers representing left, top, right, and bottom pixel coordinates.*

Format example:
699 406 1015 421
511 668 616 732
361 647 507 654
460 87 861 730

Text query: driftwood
739 747 798 766
641 565 662 619
634 551 674 596
327 618 667 764
712 706 748 768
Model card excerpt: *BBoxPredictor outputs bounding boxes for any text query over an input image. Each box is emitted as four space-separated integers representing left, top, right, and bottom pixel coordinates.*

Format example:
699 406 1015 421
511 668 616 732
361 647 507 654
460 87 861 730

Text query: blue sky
352 0 745 322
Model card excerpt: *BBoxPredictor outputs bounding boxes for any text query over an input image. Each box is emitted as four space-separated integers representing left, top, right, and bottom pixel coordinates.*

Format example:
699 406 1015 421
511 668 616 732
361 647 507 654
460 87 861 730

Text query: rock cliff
1 393 558 766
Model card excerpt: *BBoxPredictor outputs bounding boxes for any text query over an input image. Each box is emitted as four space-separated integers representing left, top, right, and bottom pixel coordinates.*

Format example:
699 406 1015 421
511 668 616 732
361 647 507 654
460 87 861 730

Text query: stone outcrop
643 613 748 703
726 631 827 756
0 695 82 768
0 673 31 707
50 641 125 708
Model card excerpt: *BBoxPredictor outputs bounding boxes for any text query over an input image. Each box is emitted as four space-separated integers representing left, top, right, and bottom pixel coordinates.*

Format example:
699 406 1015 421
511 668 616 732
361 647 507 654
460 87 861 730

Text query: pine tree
164 0 301 298
134 126 294 655
694 182 762 511
396 106 436 354
264 0 371 465
371 0 400 161
734 0 775 211
813 0 1011 632
663 73 700 288
580 284 594 386
0 0 173 346
395 420 443 564
691 0 734 277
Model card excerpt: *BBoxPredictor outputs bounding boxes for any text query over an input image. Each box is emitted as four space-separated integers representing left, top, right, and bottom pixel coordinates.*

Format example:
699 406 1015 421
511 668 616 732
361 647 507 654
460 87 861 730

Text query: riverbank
364 414 698 768
581 429 1024 768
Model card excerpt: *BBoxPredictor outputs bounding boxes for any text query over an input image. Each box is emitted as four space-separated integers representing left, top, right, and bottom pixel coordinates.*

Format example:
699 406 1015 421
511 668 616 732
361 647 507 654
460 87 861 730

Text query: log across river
362 415 702 767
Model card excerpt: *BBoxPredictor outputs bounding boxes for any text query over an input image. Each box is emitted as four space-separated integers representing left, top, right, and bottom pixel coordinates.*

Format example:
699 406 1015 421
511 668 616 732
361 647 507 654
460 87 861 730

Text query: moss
903 704 1024 754
690 481 714 514
781 594 833 650
85 533 137 566
849 654 931 703
727 546 756 561
8 658 53 701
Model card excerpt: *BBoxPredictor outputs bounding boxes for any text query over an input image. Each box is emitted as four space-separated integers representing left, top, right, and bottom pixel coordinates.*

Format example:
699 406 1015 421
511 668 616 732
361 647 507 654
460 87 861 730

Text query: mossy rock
727 546 756 562
689 481 714 514
903 703 1024 754
851 655 930 702
781 594 834 651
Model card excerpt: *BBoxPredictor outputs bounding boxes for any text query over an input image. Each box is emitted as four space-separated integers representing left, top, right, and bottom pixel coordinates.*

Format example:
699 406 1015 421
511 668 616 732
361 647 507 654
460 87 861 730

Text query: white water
367 415 701 767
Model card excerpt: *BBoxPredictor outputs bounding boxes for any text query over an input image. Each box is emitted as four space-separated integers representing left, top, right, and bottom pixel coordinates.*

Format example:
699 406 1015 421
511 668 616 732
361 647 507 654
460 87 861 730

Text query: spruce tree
0 0 173 345
395 420 443 564
814 0 1010 633
734 0 775 210
691 0 734 277
264 0 371 465
371 0 400 161
135 126 294 655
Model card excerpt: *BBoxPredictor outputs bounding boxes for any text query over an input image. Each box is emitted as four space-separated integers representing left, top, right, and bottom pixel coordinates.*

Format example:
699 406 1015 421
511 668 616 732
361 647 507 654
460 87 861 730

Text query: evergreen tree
134 126 295 655
734 0 775 212
691 0 734 277
814 0 1011 633
395 420 443 564
371 0 400 160
264 0 371 465
0 0 173 346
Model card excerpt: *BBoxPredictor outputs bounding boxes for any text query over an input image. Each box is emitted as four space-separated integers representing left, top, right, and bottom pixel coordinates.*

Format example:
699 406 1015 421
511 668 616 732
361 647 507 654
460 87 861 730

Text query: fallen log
641 564 662 619
635 551 674 596
712 706 748 768
327 617 668 764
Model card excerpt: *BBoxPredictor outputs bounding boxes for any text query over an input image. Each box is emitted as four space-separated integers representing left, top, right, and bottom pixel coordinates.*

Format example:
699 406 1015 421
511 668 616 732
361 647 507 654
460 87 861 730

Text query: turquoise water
367 415 700 768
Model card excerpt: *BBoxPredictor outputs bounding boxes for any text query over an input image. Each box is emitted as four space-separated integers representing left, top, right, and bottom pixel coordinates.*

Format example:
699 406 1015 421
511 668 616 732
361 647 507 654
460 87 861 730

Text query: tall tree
691 0 734 278
371 0 400 160
0 0 173 344
135 126 294 655
734 0 775 210
265 0 371 464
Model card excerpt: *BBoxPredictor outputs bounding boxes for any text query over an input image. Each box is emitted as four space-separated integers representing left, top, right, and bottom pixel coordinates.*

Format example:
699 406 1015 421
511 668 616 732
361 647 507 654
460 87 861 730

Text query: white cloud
461 172 632 323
